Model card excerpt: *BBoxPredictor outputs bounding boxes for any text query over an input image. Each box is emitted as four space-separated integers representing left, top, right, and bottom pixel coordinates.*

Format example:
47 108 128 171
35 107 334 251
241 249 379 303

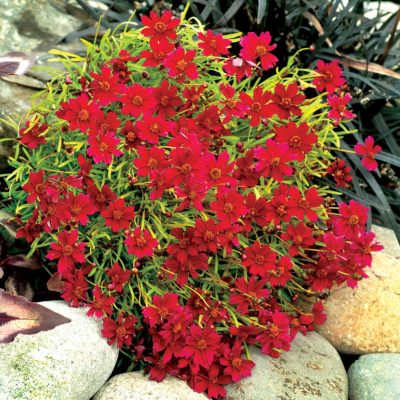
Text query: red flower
101 198 135 233
22 170 47 203
244 193 270 227
64 193 97 226
87 285 115 318
210 188 248 225
234 150 261 187
229 276 270 315
101 314 137 348
125 227 158 258
120 120 140 150
255 139 294 182
333 200 369 238
164 47 198 81
60 268 89 307
240 32 278 70
220 342 255 382
141 10 179 47
105 262 132 293
88 111 121 137
190 364 231 399
350 230 383 267
19 119 47 149
256 311 292 357
326 158 352 188
274 122 317 161
175 181 208 212
281 222 316 257
57 94 100 132
270 83 305 119
239 86 273 127
142 293 182 327
134 146 169 178
287 186 323 222
192 218 222 253
86 181 117 212
87 132 123 164
327 93 355 125
136 114 170 144
354 136 382 171
153 80 181 117
204 150 236 187
313 60 345 93
182 324 221 369
267 256 292 287
16 210 43 242
198 30 231 57
141 41 174 67
120 84 156 117
242 241 277 276
46 230 86 275
89 66 125 106
219 83 245 122
223 57 254 82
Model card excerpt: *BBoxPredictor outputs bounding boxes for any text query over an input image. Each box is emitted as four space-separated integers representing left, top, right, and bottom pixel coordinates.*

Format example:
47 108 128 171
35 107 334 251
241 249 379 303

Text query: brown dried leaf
0 289 70 344
46 273 64 293
1 255 41 270
0 52 35 76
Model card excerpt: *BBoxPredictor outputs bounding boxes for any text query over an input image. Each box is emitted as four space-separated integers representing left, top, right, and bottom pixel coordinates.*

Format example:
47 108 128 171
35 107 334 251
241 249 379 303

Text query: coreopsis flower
142 293 182 327
220 342 256 382
192 218 222 253
354 136 382 171
101 198 135 233
153 80 181 117
167 228 197 263
56 94 100 132
333 200 369 238
267 256 293 287
164 47 198 81
141 41 174 67
63 193 97 226
141 10 179 47
204 150 236 187
87 132 123 164
327 93 355 125
240 32 278 70
210 188 248 225
270 83 305 119
229 276 270 315
22 170 47 203
223 57 254 82
350 230 383 266
46 173 83 202
89 66 125 106
175 181 208 212
86 181 117 212
125 227 158 258
281 222 316 256
254 139 294 182
136 114 170 144
274 122 317 161
182 324 221 369
46 229 86 275
313 60 345 93
321 232 346 263
242 241 277 276
120 120 140 150
198 30 231 56
120 84 156 117
16 210 43 243
60 268 89 307
299 301 327 331
264 184 292 224
19 119 47 149
134 146 169 178
101 314 137 348
190 364 231 399
88 110 121 136
87 285 115 318
239 87 274 127
234 150 261 188
219 83 245 122
256 311 292 357
287 186 323 222
244 193 270 227
106 263 132 293
326 158 353 188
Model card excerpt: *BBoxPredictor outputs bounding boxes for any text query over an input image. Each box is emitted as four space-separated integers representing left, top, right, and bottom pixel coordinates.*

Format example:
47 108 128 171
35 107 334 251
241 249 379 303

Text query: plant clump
4 9 383 399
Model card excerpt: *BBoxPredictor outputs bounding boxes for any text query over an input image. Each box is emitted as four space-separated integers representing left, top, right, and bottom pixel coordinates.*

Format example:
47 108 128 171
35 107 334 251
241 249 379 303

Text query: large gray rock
225 332 347 400
348 354 400 400
317 252 400 354
0 300 118 400
93 372 208 400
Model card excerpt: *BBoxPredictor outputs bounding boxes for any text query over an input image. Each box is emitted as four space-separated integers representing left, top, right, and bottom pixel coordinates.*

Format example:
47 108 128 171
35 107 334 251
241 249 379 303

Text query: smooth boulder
348 354 400 400
317 252 400 354
0 300 118 400
94 372 208 400
225 331 347 400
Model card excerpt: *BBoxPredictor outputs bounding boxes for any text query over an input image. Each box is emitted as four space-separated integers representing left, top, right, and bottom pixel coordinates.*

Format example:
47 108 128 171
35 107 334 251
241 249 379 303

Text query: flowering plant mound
5 9 383 399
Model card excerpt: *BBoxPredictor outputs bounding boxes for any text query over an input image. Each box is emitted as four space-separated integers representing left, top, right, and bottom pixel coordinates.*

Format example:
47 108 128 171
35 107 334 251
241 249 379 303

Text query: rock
372 224 400 258
348 354 400 400
225 331 347 400
317 252 400 354
93 372 208 400
0 300 118 400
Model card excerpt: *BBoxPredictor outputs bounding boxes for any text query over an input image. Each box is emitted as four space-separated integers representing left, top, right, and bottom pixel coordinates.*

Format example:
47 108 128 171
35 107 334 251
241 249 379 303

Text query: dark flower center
289 136 302 148
99 142 109 152
136 236 147 247
147 158 159 169
154 21 167 33
176 60 187 71
349 215 359 225
181 163 192 175
133 96 143 106
63 245 73 256
210 168 222 180
99 81 110 91
251 102 261 112
197 339 207 350
232 357 242 368
116 326 127 337
255 45 267 56
255 255 265 265
78 109 89 121
223 203 234 213
112 210 123 220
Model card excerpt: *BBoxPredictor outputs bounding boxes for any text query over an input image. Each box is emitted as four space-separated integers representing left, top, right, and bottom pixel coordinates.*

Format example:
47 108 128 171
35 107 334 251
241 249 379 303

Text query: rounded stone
0 300 118 400
317 253 400 354
93 372 208 400
372 224 400 258
348 354 400 400
225 331 347 400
